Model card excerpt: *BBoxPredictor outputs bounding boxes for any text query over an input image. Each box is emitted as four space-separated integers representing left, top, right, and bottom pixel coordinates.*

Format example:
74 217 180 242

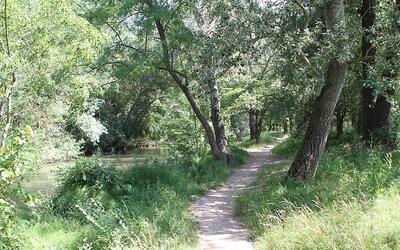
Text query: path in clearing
191 138 284 250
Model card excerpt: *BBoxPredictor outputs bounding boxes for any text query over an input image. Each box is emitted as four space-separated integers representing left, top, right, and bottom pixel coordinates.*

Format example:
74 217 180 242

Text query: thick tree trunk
208 79 230 162
360 0 397 145
287 0 347 180
362 87 392 144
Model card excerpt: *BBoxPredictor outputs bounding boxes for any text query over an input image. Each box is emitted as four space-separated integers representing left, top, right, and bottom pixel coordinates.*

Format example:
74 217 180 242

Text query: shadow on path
191 138 285 250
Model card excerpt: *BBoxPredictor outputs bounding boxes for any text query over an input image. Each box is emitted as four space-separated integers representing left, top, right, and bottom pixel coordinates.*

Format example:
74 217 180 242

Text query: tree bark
336 113 344 138
283 118 289 134
249 112 256 140
287 0 348 181
359 0 392 145
255 111 263 143
208 79 229 162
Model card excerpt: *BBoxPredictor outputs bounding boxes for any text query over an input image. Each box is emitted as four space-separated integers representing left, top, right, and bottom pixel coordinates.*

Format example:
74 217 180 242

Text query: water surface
23 147 167 195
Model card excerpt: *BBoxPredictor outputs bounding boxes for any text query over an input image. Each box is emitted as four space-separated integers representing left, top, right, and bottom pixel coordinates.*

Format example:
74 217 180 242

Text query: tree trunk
255 112 263 144
145 0 229 162
249 112 256 140
208 79 229 162
287 0 347 181
362 88 392 144
336 113 344 138
283 118 289 134
268 121 272 131
0 77 15 148
0 1 15 148
360 0 397 145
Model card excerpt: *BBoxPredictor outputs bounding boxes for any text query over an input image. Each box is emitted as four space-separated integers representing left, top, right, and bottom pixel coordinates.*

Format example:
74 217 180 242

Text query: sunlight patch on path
191 139 284 250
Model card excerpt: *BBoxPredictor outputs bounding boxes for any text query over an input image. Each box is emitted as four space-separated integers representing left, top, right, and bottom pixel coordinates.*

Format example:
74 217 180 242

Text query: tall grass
237 135 400 249
18 146 248 249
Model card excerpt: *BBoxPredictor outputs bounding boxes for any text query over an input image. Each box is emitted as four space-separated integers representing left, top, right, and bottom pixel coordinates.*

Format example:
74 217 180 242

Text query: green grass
18 146 248 249
241 131 284 148
237 135 400 249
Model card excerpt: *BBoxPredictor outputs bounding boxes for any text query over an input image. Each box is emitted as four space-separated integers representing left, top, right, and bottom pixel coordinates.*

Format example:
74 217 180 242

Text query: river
23 147 168 195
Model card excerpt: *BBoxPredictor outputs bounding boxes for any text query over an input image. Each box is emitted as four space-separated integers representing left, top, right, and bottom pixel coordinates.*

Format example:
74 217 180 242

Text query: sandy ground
191 139 284 250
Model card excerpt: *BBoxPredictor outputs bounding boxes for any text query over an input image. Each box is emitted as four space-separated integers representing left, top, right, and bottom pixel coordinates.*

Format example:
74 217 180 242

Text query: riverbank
16 146 248 249
23 147 168 195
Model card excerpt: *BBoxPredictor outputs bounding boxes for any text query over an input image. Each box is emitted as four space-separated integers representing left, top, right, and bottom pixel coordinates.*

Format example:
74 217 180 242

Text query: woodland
1 0 400 249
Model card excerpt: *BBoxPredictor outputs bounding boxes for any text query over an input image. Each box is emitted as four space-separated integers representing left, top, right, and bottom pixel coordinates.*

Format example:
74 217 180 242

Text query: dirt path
191 139 284 250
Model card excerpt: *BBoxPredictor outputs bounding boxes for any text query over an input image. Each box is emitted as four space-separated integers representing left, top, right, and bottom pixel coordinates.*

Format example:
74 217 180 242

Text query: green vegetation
240 132 276 149
237 135 400 249
18 147 247 249
1 0 399 248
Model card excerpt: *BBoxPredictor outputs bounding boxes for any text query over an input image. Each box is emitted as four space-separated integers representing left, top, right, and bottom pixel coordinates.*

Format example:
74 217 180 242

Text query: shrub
34 146 248 249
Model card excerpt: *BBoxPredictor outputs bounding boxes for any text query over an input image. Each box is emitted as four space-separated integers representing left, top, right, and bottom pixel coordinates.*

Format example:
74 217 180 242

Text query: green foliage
19 146 248 249
272 136 301 159
0 127 33 248
240 132 279 148
237 137 400 249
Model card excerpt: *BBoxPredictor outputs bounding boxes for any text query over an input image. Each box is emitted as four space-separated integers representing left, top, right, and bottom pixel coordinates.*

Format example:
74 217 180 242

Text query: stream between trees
23 147 168 195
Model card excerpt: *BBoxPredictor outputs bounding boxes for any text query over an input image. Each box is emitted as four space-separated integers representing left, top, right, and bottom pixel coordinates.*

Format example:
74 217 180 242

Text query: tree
287 0 349 180
360 0 399 145
85 0 262 163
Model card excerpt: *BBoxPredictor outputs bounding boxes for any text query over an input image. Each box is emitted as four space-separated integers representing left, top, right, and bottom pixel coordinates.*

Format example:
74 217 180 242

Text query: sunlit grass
241 131 284 148
18 146 248 249
237 135 400 249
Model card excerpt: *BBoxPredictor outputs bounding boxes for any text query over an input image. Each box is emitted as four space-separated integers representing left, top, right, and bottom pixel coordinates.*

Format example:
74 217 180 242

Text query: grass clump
19 146 248 249
237 135 400 249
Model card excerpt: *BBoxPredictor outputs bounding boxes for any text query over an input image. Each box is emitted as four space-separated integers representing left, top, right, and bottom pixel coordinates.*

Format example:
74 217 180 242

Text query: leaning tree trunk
145 5 227 162
287 0 348 181
208 79 230 163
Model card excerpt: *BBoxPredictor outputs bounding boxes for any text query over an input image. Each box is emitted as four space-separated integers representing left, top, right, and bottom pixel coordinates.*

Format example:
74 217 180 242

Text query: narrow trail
191 138 284 250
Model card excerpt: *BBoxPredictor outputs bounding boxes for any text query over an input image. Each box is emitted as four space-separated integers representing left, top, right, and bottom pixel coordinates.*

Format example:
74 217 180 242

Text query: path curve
191 139 284 250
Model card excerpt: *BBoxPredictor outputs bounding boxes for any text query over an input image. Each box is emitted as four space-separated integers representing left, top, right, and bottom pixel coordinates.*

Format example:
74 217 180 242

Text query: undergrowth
240 131 283 148
237 133 400 249
18 146 248 249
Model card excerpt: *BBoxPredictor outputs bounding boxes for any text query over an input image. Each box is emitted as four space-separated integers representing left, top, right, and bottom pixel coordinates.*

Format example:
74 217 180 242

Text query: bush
22 146 249 249
0 127 33 249
50 157 119 216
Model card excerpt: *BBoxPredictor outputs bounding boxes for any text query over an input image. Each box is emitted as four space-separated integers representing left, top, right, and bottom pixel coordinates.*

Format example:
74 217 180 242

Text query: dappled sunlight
191 138 285 250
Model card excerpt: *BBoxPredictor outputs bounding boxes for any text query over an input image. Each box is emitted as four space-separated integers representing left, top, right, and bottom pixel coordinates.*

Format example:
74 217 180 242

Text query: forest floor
191 138 284 250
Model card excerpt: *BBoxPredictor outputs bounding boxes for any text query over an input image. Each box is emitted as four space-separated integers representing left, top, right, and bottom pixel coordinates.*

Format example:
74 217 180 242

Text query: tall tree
287 0 348 180
360 0 393 145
